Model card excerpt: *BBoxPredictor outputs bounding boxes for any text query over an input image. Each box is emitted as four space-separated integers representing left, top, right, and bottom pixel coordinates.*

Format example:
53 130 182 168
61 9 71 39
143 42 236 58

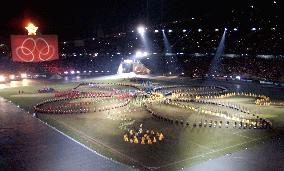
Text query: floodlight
135 51 143 58
137 26 145 34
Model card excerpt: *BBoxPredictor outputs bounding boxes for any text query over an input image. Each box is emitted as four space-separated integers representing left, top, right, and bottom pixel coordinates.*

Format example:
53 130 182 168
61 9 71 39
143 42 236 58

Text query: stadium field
0 77 283 170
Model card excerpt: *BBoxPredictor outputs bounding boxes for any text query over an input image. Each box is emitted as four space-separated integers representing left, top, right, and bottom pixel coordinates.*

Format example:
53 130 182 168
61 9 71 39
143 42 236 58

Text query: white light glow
135 50 148 58
0 75 6 82
124 59 133 64
136 51 143 58
137 26 145 34
21 73 27 78
9 75 15 80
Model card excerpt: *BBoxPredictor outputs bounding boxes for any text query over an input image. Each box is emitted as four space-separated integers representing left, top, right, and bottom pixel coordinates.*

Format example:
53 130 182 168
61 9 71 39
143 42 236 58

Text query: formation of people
123 126 165 145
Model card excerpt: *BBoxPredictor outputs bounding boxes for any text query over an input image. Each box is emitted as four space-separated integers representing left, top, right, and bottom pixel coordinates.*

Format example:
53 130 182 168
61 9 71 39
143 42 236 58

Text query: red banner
11 35 59 62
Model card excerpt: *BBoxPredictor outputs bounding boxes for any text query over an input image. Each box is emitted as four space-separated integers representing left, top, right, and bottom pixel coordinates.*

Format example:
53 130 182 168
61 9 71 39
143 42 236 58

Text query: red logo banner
11 35 59 62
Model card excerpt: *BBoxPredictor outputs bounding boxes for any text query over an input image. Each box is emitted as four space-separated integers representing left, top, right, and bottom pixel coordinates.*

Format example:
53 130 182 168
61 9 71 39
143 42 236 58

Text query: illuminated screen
11 35 59 62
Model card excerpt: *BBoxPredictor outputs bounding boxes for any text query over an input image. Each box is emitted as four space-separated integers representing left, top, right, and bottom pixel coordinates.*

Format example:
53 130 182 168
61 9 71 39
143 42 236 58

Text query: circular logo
16 37 55 62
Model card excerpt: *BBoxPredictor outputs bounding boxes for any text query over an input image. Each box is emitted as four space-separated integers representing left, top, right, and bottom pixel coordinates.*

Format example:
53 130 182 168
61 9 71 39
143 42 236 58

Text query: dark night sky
0 0 281 39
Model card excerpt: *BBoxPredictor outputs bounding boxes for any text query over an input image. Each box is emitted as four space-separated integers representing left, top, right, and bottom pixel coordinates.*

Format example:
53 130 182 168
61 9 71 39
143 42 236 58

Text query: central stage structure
117 59 151 75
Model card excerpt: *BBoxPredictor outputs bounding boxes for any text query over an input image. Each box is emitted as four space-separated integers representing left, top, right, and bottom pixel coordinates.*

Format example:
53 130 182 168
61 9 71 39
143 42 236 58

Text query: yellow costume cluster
123 129 165 145
255 96 271 106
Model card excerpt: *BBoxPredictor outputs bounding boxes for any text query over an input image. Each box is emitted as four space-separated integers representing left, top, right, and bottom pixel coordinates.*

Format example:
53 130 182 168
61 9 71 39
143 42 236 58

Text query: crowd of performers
34 82 139 114
123 125 165 145
34 82 272 131
143 87 272 129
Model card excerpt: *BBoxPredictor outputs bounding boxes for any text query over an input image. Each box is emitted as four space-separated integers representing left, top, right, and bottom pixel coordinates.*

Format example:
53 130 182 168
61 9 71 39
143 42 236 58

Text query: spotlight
198 28 202 32
182 29 187 32
251 28 256 31
168 29 173 33
233 28 238 31
215 28 219 32
136 51 143 58
137 26 145 34
224 28 228 31
154 30 159 33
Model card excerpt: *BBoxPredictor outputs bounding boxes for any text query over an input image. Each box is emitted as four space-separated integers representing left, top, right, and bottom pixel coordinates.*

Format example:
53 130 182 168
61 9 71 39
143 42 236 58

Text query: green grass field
0 78 283 170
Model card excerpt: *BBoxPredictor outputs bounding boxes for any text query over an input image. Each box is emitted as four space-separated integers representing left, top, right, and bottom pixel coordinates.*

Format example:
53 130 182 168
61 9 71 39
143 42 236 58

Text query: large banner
11 35 59 62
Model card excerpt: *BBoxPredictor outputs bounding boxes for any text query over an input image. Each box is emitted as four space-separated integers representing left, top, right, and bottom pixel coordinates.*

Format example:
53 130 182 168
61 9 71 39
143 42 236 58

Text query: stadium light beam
209 28 227 75
136 25 152 52
162 31 172 53
162 30 178 74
